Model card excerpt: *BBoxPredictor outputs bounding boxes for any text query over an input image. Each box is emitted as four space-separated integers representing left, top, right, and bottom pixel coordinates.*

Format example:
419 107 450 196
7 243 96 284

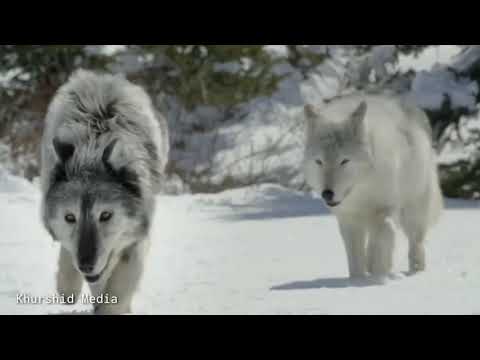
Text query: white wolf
303 94 443 280
40 70 169 315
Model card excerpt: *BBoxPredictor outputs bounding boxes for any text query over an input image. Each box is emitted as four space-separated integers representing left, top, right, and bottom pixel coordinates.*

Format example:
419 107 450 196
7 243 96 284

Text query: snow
0 166 36 194
453 46 480 73
86 45 126 57
213 58 254 73
408 67 479 111
101 45 126 56
1 175 480 315
0 68 22 88
348 45 398 85
398 45 462 72
400 45 480 114
439 144 472 166
264 45 289 59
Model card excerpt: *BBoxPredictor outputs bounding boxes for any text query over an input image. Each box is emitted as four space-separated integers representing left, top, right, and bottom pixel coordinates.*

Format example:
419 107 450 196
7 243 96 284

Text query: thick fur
40 70 169 315
303 94 443 280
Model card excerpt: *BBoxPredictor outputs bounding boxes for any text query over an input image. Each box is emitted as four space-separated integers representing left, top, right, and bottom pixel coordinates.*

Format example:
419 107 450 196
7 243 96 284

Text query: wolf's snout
322 190 335 203
78 242 97 274
78 258 96 274
78 254 95 275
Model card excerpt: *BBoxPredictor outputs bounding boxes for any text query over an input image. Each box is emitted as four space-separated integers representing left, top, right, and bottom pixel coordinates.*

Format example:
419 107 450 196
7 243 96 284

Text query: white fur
303 94 443 279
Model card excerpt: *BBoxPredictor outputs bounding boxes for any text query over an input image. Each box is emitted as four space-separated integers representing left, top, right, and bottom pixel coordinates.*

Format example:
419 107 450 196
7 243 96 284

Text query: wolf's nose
322 190 335 202
78 262 95 274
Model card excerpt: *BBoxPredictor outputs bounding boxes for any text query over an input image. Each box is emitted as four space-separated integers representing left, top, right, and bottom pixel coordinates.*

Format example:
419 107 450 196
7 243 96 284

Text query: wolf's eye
315 160 323 166
341 159 350 166
65 214 76 224
99 212 113 223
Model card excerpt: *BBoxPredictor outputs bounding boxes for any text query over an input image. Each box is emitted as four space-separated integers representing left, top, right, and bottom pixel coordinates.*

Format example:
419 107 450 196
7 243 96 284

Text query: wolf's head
44 138 152 283
303 101 374 208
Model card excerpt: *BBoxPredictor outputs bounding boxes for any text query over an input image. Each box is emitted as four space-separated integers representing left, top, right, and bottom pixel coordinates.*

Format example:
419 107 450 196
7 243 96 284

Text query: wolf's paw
408 264 426 275
406 268 426 277
369 275 390 285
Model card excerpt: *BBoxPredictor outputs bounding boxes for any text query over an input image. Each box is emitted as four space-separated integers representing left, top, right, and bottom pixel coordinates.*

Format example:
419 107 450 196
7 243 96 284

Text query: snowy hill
1 171 480 315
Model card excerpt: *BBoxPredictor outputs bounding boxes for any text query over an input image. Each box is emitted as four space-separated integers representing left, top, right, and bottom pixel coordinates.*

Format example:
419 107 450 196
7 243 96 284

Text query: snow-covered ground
1 172 480 315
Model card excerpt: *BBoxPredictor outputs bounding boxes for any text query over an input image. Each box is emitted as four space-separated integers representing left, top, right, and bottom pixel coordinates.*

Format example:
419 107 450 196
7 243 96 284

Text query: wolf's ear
53 138 75 164
349 101 368 138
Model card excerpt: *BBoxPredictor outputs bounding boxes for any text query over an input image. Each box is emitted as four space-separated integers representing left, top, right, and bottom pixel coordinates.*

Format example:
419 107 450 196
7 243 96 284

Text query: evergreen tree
1 45 480 197
128 45 285 110
0 45 110 93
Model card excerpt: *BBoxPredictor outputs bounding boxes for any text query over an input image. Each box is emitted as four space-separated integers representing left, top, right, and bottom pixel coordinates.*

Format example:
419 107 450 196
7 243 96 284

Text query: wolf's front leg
338 217 368 279
367 216 396 278
94 241 149 316
57 247 83 304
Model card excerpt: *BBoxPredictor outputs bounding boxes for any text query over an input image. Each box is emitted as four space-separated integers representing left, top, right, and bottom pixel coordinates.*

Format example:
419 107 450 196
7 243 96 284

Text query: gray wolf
40 69 169 315
303 94 443 281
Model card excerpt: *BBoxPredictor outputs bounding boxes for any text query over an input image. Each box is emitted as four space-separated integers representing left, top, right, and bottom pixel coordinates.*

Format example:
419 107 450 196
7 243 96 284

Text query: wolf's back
41 69 169 195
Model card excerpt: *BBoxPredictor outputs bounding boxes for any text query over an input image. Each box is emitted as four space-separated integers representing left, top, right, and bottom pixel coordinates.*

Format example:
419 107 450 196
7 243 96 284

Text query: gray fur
40 69 169 315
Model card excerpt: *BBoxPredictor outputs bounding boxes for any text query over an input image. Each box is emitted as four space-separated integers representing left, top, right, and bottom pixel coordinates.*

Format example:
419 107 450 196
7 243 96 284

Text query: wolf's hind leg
402 176 443 274
401 203 429 274
57 247 83 304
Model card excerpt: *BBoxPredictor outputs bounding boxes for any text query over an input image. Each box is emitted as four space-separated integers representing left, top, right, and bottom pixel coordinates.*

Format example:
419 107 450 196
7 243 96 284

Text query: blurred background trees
1 45 480 198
